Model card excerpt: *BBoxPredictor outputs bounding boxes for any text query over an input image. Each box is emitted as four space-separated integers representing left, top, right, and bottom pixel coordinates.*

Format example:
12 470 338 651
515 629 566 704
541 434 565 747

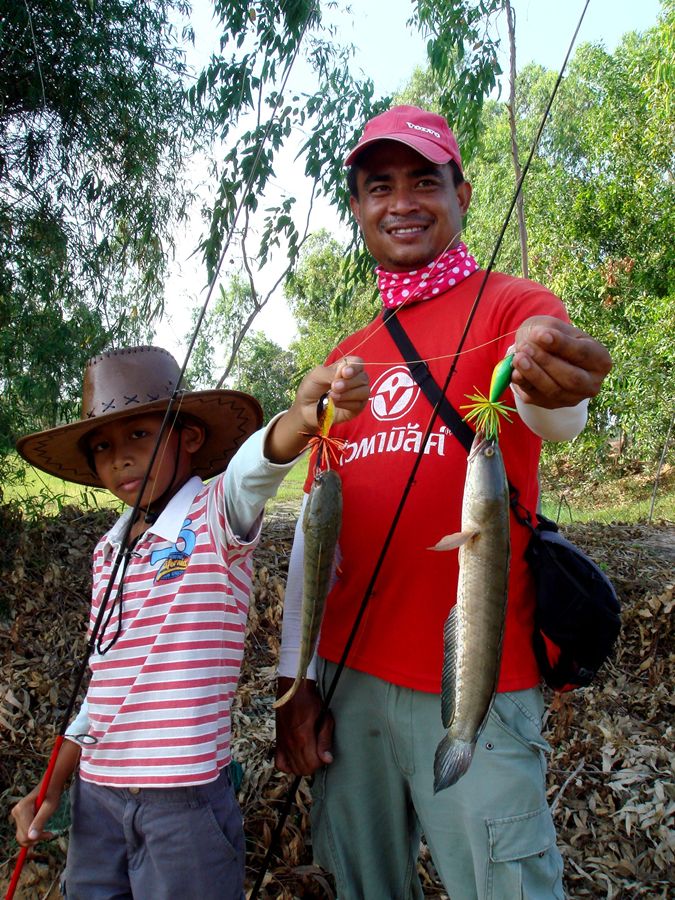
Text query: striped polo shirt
71 423 296 787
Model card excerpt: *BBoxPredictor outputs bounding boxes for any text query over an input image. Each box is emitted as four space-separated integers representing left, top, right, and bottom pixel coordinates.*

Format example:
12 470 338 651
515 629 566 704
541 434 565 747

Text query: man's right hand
274 677 334 775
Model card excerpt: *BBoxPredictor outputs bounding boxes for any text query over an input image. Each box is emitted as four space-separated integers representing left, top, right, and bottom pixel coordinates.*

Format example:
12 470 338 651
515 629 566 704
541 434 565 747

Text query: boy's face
86 413 204 507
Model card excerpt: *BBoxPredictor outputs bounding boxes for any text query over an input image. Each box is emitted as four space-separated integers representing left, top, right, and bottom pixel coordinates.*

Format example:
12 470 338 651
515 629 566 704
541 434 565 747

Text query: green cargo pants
311 660 564 900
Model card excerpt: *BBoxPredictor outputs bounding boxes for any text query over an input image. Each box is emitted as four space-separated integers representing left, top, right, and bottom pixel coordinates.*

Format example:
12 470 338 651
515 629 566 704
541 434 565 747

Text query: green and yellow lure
461 354 516 441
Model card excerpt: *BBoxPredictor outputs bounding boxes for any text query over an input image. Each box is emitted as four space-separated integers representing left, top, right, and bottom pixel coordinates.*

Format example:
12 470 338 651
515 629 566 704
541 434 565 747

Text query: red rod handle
5 735 65 900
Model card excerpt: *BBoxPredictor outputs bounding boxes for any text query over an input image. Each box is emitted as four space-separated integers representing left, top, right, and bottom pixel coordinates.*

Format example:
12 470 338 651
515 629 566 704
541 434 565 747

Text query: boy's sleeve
223 413 306 541
65 697 90 745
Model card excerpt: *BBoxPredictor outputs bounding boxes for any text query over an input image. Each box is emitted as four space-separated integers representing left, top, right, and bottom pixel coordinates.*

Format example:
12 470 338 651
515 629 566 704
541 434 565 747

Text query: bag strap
383 310 537 523
383 309 475 453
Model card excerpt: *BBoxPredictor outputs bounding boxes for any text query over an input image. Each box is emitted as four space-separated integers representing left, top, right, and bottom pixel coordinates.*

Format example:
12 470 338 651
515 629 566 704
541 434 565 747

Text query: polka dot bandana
376 243 479 309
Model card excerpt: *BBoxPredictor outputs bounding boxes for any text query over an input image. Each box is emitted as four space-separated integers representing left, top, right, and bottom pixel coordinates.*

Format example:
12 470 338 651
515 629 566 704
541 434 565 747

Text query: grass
1 452 308 518
540 464 675 525
541 490 674 525
2 455 122 517
268 455 310 506
269 458 675 525
3 452 672 526
271 459 675 525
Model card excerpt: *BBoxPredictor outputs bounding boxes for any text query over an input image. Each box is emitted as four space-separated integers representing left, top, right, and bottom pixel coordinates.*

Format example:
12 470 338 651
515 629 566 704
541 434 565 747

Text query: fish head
464 432 508 515
468 430 495 462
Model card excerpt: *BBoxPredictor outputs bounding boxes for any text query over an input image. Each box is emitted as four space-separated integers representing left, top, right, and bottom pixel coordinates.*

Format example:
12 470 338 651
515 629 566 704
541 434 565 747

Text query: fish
273 467 342 709
429 431 510 792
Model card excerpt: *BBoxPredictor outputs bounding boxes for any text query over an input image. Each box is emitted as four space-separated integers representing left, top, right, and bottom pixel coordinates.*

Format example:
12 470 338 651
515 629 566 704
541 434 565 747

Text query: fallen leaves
0 506 673 898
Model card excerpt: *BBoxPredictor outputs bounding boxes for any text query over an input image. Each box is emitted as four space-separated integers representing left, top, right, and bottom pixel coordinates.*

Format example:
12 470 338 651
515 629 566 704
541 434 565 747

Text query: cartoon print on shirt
150 518 197 582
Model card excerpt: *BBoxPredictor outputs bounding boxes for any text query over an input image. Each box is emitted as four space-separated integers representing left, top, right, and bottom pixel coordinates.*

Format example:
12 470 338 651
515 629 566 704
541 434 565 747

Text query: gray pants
62 767 244 900
311 660 564 900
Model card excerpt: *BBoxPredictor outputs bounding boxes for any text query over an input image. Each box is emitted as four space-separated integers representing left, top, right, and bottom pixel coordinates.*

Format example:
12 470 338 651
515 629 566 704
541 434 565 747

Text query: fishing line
343 326 520 368
251 1 592 894
5 6 317 897
324 0 592 700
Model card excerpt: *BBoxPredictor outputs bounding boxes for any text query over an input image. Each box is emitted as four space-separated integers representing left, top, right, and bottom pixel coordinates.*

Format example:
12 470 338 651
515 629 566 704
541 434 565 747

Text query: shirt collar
104 476 204 551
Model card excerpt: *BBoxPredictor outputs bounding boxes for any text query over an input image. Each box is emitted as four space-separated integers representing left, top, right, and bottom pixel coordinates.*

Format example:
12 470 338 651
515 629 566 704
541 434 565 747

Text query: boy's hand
265 356 369 463
512 316 612 409
10 738 79 848
11 786 60 848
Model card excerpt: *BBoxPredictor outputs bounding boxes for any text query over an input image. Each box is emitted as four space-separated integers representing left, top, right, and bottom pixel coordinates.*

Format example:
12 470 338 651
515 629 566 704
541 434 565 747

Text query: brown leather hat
16 346 263 487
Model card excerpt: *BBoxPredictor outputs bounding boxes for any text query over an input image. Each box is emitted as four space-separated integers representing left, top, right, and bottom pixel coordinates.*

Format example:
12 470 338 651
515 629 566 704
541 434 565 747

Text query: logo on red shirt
369 366 421 421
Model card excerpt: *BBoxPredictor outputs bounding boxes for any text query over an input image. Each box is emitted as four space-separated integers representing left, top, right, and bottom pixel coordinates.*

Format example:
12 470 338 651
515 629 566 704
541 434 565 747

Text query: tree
232 332 296 423
462 5 674 470
398 1 527 272
0 0 193 448
186 272 264 389
175 1 508 399
407 0 504 161
503 0 528 277
284 231 380 374
193 0 506 321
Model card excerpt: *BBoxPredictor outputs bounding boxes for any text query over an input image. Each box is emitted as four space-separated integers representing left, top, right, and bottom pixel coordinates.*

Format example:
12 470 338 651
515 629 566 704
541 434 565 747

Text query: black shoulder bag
383 310 621 691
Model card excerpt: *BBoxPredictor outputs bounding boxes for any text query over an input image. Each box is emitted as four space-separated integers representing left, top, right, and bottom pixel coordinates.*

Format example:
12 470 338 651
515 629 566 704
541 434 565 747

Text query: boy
11 344 368 899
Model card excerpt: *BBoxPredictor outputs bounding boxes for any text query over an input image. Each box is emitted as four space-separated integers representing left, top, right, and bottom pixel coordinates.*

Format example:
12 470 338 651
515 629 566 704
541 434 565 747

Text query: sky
155 0 665 363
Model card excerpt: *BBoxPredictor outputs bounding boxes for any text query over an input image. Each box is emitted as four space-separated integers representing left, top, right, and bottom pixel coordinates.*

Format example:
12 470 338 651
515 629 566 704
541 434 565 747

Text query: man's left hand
511 316 612 409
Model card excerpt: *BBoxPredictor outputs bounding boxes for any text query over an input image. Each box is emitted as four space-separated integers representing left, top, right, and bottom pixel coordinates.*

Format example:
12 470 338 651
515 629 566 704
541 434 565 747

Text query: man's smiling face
349 141 472 273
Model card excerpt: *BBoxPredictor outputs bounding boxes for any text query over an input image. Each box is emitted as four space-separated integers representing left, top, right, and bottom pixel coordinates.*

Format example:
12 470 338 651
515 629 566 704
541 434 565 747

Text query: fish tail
433 735 476 793
272 677 301 709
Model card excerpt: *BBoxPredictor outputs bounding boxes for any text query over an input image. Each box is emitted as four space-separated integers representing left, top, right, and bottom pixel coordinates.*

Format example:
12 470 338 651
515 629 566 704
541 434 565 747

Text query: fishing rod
250 0 592 894
4 8 316 898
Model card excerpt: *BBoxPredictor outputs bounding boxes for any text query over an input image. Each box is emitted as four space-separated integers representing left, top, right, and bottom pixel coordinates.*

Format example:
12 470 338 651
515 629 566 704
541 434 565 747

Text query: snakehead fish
274 397 342 710
429 431 510 792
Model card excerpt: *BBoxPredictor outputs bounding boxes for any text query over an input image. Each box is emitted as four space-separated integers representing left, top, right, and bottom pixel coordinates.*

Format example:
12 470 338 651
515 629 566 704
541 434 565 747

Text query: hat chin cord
140 426 185 526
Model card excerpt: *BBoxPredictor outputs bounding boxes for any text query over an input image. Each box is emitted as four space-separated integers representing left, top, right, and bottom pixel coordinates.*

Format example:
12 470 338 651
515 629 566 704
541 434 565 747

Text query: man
275 106 611 899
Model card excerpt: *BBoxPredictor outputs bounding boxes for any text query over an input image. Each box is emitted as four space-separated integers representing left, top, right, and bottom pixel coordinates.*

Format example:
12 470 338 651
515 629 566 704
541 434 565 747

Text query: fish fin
433 735 476 793
331 543 342 584
428 530 479 551
272 677 301 709
441 607 458 728
302 488 313 530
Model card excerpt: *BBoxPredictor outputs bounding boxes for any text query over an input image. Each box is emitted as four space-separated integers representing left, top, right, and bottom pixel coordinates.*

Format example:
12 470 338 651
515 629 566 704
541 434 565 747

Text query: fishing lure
461 353 516 441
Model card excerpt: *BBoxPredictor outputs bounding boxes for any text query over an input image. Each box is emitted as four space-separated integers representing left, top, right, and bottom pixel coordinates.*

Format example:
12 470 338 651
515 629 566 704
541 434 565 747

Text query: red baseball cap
344 105 463 172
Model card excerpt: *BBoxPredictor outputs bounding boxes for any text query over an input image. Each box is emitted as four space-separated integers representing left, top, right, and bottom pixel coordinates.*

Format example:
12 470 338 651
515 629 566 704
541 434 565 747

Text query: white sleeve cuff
65 698 90 745
513 391 589 442
277 493 318 681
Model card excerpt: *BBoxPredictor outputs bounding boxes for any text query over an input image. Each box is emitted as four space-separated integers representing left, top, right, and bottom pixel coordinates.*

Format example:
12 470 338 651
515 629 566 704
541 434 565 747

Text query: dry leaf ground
1 502 673 899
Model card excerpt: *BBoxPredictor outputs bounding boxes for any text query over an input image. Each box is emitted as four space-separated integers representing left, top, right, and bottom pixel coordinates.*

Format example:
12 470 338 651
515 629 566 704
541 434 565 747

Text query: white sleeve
65 697 90 745
277 492 318 681
513 391 589 442
223 412 307 540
